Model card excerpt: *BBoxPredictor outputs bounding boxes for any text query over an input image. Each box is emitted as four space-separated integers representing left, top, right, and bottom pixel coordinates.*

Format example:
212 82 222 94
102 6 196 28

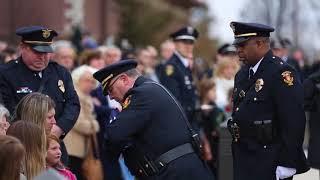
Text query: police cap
170 26 199 42
16 26 58 53
218 43 237 55
93 59 137 95
230 22 274 45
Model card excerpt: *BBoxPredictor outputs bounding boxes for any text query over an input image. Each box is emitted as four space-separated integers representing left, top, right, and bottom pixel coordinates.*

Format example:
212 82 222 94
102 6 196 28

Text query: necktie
249 69 254 79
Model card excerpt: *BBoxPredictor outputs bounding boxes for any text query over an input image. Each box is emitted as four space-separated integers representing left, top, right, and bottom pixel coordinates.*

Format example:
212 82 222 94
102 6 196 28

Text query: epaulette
0 59 20 71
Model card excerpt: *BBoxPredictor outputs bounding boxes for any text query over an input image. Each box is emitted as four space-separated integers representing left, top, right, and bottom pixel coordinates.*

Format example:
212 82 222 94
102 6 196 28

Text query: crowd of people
0 22 319 180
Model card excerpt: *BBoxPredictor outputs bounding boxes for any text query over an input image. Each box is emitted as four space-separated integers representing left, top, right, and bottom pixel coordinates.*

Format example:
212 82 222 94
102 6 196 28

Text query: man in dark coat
0 26 80 164
228 21 309 180
93 60 214 180
160 26 199 129
304 70 320 170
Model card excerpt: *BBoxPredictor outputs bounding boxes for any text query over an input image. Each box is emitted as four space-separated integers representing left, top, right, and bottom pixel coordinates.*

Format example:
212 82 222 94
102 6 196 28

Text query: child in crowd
46 134 76 180
0 135 25 180
198 78 226 175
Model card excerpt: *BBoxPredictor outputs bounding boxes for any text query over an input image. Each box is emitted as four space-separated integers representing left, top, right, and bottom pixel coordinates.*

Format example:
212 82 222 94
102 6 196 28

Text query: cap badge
122 95 131 109
255 78 264 92
42 29 52 39
58 80 65 93
281 71 293 86
165 65 174 76
187 26 193 34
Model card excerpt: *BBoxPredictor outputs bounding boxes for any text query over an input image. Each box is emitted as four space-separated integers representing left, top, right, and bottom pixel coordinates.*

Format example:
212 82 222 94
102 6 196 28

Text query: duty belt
155 143 194 169
227 118 274 143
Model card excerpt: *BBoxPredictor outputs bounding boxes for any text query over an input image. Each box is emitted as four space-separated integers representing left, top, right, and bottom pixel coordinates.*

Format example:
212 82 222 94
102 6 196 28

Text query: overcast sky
205 0 246 43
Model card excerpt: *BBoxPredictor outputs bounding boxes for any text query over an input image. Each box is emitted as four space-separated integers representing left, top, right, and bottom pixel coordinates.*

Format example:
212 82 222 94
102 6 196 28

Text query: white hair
52 40 75 52
71 65 99 88
0 104 10 120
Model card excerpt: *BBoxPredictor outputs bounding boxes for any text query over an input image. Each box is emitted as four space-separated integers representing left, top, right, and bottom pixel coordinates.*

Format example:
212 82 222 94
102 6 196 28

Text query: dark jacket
160 53 198 127
231 50 309 180
105 76 213 180
304 70 320 169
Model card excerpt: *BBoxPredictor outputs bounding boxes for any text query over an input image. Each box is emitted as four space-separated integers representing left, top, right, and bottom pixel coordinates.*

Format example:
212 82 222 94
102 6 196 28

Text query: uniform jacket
64 91 99 158
0 57 80 134
105 76 213 180
304 70 320 169
231 50 309 180
160 53 198 124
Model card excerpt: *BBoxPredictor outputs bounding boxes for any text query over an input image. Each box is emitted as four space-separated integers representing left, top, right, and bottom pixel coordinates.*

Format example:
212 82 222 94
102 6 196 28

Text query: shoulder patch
165 65 174 76
122 95 131 109
281 71 294 86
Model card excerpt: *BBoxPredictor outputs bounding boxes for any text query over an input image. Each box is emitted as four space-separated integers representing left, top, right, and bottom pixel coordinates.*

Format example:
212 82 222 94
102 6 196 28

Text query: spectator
13 92 56 135
7 121 46 179
46 134 76 180
53 40 77 71
198 78 226 174
65 65 100 180
155 40 175 80
79 50 106 70
99 46 122 65
214 57 239 109
0 104 10 135
0 135 25 180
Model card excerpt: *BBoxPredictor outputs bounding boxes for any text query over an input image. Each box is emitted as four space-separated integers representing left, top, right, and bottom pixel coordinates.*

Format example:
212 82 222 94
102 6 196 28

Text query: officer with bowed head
93 59 214 179
0 26 80 164
228 21 309 180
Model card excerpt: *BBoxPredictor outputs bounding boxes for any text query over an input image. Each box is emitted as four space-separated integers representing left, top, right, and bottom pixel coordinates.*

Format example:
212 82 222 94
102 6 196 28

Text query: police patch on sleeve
281 71 293 86
166 65 174 76
122 95 131 109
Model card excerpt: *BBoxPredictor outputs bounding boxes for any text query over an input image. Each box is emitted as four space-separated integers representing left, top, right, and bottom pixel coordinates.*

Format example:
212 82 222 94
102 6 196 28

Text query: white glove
276 166 296 180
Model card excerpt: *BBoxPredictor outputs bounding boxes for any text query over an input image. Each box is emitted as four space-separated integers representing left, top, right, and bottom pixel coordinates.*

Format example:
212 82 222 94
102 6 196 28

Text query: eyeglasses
107 75 122 94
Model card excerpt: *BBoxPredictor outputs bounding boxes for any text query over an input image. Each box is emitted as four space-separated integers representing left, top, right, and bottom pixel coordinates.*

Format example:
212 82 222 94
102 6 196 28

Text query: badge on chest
255 78 264 92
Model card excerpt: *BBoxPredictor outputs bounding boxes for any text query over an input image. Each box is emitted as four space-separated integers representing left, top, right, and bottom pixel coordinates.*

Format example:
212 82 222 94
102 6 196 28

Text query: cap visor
232 37 250 45
32 45 53 53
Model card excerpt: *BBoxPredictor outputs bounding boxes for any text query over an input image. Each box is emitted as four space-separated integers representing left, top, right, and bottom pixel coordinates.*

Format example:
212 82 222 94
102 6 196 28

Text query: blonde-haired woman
0 135 26 180
7 121 45 179
14 92 56 135
65 65 100 180
214 57 239 109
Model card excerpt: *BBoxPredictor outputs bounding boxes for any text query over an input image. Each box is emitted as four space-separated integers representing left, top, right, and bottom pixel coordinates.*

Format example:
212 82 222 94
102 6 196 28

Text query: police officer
228 22 309 180
304 70 320 171
93 60 214 180
160 26 199 129
0 26 80 164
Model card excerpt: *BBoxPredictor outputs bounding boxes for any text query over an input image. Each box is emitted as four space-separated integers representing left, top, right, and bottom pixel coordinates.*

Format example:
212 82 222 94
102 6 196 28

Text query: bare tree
240 0 320 60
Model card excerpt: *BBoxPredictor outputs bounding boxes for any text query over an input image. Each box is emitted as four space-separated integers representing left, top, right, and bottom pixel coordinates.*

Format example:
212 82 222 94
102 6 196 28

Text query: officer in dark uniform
0 26 80 164
304 70 320 170
228 22 309 180
93 60 214 180
160 26 199 129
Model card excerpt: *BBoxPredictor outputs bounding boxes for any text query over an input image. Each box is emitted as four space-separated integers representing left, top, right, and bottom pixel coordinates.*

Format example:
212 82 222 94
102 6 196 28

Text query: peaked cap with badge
230 21 274 45
170 26 199 42
93 59 137 95
16 26 58 53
